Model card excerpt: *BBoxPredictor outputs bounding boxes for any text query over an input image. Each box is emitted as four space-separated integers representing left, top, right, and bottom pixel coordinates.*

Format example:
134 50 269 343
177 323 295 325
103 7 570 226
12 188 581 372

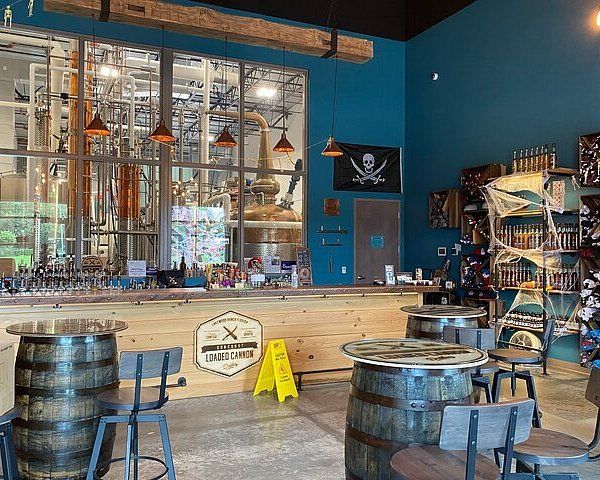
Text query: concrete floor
0 364 591 479
97 364 600 479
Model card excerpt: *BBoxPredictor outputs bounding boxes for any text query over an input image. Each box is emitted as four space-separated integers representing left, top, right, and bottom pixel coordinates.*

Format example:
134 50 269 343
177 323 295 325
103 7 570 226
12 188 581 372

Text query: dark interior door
354 199 400 285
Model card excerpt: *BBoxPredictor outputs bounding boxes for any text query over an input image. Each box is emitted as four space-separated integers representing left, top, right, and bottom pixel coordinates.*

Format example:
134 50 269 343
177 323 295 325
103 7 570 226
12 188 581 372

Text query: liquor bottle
518 149 525 172
534 146 540 171
550 143 557 169
512 150 518 173
179 256 187 271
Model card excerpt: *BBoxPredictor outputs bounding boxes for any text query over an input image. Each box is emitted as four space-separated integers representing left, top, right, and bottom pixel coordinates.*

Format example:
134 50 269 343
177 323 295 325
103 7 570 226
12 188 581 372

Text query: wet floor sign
253 339 298 402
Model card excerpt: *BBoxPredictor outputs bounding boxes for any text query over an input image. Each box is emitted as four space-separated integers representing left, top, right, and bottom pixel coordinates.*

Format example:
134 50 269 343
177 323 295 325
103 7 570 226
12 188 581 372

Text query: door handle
357 275 365 280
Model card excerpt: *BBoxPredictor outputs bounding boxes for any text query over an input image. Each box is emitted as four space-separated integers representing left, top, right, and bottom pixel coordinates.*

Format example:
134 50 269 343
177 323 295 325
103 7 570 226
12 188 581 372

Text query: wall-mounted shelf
321 238 343 247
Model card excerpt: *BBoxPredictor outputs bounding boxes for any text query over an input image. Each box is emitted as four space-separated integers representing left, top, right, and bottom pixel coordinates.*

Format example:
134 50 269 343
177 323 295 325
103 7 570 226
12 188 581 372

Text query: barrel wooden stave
345 362 473 480
406 315 479 340
14 335 118 480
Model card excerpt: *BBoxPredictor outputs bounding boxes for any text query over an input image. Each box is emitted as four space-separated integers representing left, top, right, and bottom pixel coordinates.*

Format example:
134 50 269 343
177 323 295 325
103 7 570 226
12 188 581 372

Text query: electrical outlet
341 266 347 274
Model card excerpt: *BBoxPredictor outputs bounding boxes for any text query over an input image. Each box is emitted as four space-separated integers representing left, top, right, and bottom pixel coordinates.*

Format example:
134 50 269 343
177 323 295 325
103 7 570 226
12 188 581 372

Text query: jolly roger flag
333 142 402 193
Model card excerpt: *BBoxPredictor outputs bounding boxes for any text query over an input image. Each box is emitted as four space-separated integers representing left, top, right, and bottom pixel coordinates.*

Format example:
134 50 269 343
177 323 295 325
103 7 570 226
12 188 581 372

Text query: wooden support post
43 0 374 63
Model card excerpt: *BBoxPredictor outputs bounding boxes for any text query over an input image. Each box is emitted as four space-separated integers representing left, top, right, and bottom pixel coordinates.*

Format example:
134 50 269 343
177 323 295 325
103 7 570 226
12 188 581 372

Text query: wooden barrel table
401 305 486 340
340 338 488 480
6 318 128 480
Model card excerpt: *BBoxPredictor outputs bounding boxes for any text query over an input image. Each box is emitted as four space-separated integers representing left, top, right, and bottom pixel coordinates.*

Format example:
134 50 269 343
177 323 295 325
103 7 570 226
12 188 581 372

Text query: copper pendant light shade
84 112 110 137
321 136 344 157
214 125 238 148
149 118 176 144
273 131 295 153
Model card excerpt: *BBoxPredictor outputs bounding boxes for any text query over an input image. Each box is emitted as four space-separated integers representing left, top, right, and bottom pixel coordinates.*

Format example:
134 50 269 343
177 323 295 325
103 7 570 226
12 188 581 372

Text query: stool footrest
93 455 169 480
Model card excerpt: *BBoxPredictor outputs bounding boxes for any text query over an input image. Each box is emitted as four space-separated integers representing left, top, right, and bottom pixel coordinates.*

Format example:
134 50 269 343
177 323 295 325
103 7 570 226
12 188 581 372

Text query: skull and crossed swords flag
332 142 402 193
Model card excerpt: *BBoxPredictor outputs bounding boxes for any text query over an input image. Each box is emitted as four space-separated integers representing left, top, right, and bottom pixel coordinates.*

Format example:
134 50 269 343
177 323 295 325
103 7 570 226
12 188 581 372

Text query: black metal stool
443 326 499 403
0 406 20 480
488 319 555 429
86 347 186 480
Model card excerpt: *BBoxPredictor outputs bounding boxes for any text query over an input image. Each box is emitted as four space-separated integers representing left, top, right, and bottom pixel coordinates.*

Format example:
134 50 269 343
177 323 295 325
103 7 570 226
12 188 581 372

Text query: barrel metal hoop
345 469 362 480
406 330 440 339
13 416 98 431
345 423 405 451
350 386 472 412
16 356 117 372
21 334 114 345
355 361 468 377
15 380 119 397
16 446 95 461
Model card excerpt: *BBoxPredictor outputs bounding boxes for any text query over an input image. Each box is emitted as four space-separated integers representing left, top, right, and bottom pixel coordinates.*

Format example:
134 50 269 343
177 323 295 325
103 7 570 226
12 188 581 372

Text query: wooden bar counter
0 285 438 399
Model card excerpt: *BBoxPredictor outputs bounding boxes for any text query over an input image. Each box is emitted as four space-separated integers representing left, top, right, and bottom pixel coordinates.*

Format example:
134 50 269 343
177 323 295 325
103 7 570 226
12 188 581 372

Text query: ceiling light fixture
256 86 277 98
321 54 343 157
214 36 238 149
596 6 600 27
149 25 176 144
84 14 110 137
273 46 295 153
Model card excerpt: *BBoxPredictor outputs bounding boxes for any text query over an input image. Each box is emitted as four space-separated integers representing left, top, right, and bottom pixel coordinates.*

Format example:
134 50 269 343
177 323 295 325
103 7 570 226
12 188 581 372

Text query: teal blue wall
15 1 405 286
405 0 600 363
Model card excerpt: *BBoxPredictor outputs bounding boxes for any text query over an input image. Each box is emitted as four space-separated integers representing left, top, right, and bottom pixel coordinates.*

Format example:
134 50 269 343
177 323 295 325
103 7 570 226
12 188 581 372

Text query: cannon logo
194 311 263 377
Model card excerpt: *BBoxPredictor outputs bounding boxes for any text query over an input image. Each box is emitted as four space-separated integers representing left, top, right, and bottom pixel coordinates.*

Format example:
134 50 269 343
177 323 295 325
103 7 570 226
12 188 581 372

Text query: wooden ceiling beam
43 0 374 63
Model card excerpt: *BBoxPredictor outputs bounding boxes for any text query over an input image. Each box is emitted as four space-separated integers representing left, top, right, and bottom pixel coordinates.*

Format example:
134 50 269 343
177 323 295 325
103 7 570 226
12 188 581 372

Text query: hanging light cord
330 54 338 136
91 14 98 106
282 46 286 132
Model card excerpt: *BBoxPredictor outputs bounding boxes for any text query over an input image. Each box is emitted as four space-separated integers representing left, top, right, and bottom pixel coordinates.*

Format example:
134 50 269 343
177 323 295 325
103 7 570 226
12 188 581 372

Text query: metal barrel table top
400 305 487 319
6 318 128 338
340 338 488 370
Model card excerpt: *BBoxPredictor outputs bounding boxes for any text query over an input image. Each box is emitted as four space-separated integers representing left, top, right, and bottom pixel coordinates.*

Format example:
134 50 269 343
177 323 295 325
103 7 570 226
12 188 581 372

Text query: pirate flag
333 142 401 193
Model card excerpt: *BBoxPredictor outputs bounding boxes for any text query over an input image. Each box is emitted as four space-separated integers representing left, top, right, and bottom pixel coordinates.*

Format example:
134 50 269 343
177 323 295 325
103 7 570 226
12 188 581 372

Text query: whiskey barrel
7 319 127 480
402 305 485 340
341 339 487 480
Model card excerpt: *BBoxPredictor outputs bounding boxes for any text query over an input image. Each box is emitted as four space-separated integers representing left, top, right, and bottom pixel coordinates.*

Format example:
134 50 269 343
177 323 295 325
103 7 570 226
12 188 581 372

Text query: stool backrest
442 326 495 350
119 347 183 380
440 399 535 480
585 366 600 408
119 347 183 412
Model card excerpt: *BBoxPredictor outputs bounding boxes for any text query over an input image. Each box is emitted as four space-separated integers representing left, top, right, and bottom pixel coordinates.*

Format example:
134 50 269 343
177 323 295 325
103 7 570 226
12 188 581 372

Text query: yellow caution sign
253 339 299 402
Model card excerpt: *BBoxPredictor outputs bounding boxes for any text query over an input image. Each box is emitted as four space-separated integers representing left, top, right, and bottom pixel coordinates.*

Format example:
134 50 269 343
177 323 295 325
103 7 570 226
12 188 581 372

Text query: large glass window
0 27 306 271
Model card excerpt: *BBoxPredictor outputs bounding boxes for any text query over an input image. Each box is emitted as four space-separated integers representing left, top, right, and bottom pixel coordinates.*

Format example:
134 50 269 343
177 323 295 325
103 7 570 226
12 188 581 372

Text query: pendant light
214 36 238 148
149 26 176 144
322 54 343 157
84 14 110 137
273 47 295 153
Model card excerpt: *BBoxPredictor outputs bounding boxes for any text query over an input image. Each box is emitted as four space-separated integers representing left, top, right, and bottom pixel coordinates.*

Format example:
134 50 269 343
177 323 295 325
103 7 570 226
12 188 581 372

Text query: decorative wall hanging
323 198 340 216
332 142 401 193
429 189 460 229
579 131 600 187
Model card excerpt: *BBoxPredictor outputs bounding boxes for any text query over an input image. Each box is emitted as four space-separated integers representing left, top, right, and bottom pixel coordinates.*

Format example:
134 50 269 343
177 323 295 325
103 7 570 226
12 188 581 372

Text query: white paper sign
127 260 147 278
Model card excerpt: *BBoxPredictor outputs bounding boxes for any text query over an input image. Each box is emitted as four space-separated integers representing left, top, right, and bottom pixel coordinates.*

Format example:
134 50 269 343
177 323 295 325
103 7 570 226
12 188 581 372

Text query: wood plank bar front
0 288 428 399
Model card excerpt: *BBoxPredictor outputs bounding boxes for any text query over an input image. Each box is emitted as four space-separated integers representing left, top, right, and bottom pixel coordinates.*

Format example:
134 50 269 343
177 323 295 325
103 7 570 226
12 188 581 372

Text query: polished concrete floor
96 363 600 479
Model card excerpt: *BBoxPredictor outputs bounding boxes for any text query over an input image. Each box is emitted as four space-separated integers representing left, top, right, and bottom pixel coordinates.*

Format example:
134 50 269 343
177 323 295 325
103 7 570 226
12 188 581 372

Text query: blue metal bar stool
0 406 20 480
86 347 186 480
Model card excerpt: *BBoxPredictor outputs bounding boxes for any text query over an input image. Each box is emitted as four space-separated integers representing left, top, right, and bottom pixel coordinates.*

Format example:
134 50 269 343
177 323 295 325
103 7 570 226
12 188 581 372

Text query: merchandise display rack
488 167 581 373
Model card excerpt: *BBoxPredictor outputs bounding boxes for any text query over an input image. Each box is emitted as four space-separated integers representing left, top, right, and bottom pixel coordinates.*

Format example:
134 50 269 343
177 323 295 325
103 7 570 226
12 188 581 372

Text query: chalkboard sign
296 247 313 285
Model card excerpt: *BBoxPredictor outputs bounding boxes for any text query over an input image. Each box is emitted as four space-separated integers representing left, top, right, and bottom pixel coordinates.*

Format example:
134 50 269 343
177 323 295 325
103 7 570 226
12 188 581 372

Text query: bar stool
442 326 499 403
86 347 186 480
489 319 555 428
0 406 20 480
390 399 536 480
507 366 600 479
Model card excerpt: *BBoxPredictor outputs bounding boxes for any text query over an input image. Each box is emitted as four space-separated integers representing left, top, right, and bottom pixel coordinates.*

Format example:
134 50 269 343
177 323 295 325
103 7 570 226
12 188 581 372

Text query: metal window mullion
238 61 245 267
158 48 174 269
75 36 85 268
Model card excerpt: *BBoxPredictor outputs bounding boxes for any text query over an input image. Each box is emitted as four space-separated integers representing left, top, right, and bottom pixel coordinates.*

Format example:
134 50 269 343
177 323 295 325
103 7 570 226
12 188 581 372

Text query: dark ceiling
194 1 477 41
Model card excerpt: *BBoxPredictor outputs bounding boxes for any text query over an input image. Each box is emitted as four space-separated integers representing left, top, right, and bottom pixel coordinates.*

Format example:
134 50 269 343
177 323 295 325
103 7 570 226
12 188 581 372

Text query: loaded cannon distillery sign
194 311 263 377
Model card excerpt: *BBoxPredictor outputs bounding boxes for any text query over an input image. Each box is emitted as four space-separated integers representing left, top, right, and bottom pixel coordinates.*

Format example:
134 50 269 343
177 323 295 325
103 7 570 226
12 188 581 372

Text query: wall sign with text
194 311 263 377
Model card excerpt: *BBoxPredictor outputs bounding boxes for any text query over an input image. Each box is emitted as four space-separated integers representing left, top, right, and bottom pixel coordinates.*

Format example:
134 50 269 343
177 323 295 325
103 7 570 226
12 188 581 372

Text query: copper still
207 110 302 259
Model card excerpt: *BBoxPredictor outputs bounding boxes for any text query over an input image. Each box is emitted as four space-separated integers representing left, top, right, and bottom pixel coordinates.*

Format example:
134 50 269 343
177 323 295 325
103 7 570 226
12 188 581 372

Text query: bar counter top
0 284 440 306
